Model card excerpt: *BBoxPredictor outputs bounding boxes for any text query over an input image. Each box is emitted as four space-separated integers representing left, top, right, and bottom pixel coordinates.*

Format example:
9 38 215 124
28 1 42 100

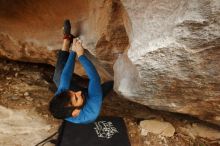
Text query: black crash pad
56 116 131 146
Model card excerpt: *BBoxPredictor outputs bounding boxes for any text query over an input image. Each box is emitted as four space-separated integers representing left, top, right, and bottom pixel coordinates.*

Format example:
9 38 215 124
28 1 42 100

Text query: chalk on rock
24 92 29 96
140 120 175 137
15 73 18 77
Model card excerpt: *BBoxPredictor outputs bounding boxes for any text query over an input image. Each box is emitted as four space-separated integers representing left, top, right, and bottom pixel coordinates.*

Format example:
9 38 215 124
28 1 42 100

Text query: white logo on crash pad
94 121 119 139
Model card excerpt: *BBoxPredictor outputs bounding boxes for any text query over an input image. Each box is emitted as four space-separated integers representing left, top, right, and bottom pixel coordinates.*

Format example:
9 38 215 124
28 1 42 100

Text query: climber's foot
63 19 71 35
63 19 74 44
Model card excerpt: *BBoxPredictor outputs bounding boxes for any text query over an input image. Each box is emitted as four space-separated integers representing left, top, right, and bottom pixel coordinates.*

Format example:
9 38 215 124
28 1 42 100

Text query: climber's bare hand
72 38 84 57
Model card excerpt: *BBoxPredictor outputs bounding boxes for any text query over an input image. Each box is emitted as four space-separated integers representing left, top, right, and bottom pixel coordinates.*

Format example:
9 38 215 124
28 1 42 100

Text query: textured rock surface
114 0 220 125
0 106 51 146
180 123 220 140
0 0 128 79
140 120 175 137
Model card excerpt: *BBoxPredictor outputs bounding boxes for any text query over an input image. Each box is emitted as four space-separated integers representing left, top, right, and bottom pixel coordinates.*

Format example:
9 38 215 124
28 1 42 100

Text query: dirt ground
0 58 219 146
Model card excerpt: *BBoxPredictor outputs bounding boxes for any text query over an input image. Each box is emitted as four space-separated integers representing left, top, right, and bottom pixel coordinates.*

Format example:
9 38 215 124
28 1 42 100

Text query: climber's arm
78 55 102 99
73 39 102 99
65 39 103 124
65 55 102 124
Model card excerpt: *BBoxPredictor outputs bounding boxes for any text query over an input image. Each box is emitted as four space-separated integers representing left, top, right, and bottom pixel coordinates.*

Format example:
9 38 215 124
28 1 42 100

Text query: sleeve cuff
78 55 86 61
70 51 76 55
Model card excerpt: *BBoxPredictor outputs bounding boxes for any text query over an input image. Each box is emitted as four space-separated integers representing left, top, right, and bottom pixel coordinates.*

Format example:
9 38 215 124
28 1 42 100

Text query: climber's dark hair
49 90 86 119
49 91 73 119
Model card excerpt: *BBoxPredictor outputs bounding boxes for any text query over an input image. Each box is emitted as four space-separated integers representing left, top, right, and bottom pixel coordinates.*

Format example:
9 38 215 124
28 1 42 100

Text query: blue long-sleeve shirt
55 51 102 124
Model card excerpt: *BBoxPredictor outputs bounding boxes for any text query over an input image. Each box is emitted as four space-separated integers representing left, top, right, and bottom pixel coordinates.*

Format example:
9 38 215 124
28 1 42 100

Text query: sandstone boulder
0 0 128 80
0 105 51 145
140 120 175 137
180 123 220 140
114 0 220 125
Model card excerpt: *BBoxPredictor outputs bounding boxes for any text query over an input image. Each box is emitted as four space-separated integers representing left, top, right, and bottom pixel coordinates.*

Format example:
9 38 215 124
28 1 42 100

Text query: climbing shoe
63 19 71 35
63 19 74 43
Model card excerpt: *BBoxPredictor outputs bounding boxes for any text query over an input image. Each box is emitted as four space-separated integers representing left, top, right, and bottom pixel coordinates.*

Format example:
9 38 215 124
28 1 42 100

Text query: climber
49 20 113 124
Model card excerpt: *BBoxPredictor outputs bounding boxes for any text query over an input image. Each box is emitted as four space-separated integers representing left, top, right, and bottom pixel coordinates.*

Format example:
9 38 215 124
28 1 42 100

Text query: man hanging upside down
49 20 113 124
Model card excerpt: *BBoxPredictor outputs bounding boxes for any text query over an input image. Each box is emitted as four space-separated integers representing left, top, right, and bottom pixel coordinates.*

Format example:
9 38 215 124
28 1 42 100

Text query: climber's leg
53 20 74 88
53 50 69 88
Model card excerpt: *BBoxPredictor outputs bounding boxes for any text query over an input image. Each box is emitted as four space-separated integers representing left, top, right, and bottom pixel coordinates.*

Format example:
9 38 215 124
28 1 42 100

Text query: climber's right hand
72 38 84 57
